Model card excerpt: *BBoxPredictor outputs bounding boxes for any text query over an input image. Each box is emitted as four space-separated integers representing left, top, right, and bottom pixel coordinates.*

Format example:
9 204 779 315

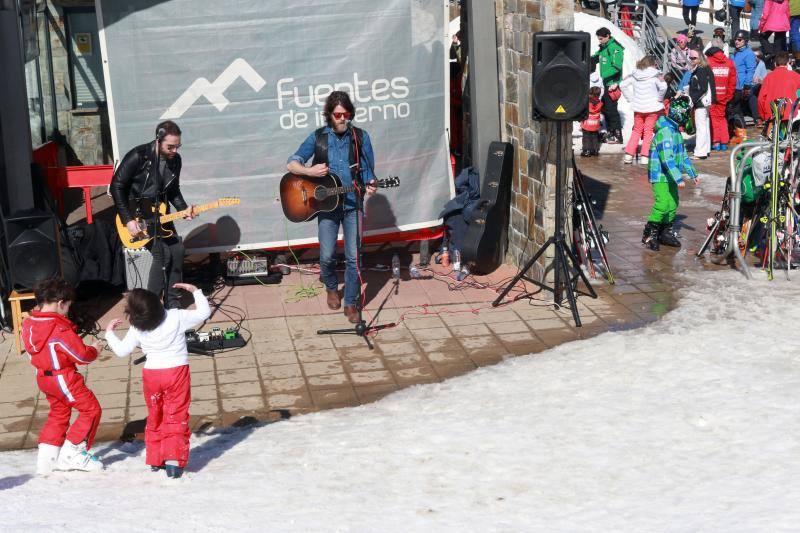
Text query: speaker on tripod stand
492 30 598 326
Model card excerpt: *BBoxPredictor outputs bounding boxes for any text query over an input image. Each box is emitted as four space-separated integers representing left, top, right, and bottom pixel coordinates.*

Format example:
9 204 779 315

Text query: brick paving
0 144 736 451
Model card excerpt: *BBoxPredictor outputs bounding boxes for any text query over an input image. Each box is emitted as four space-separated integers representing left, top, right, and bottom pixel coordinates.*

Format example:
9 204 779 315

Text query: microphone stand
316 126 395 349
151 136 169 305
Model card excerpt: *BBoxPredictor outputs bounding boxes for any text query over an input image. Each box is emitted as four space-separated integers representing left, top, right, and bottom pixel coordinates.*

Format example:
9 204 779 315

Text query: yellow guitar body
115 202 172 250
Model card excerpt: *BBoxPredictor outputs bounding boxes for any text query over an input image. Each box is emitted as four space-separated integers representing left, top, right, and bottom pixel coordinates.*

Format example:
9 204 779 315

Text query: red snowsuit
22 311 101 448
757 66 800 122
707 49 737 144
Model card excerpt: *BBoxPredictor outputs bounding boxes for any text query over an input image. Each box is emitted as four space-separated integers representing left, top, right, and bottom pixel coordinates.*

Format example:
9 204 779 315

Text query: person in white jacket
620 55 668 165
105 283 211 479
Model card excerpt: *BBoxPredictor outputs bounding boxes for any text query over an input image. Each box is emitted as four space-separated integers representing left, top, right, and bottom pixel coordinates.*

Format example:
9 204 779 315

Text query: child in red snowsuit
705 47 737 150
22 278 103 474
105 283 211 478
580 86 603 157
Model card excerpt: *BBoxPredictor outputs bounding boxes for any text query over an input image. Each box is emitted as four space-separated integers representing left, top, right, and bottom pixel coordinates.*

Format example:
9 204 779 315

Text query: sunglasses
164 143 181 150
332 112 352 120
735 37 745 41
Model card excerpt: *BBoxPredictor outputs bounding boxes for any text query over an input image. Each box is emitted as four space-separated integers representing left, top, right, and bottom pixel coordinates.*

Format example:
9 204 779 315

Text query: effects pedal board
186 327 246 355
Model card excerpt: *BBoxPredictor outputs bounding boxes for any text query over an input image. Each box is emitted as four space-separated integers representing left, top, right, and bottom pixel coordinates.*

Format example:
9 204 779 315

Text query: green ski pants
648 180 679 224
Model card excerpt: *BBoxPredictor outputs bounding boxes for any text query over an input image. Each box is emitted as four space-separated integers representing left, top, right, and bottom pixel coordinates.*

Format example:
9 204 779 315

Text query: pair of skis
571 158 615 284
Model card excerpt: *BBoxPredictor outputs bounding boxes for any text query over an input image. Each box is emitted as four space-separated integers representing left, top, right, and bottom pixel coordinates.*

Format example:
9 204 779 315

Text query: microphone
156 127 167 140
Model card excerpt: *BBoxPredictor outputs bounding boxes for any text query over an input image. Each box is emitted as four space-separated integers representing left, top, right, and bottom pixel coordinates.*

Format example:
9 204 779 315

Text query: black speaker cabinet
532 31 591 121
3 209 61 290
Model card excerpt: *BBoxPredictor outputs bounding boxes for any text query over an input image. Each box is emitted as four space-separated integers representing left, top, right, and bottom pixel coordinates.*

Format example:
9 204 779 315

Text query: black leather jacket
109 141 188 224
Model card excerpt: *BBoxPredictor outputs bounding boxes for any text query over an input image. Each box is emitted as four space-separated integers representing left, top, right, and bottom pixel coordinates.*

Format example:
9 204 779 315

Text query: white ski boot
36 443 61 475
57 441 104 472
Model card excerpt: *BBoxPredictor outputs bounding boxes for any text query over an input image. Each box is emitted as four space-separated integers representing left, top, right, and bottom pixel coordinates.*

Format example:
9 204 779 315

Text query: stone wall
497 0 574 279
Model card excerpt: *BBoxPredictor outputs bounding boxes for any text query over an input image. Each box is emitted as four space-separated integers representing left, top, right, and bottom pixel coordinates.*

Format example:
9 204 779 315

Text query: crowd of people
582 24 800 163
581 22 800 251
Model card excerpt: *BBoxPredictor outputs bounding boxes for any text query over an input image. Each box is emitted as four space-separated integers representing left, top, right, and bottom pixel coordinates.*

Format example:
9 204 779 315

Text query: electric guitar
279 171 400 223
116 197 240 249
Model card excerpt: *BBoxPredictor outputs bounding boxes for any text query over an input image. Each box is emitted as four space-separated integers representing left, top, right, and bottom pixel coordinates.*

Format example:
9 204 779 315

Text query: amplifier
124 248 154 290
226 254 269 277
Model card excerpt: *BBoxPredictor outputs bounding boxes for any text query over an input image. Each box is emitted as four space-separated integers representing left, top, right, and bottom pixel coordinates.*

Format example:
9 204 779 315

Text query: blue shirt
733 45 757 89
287 126 376 210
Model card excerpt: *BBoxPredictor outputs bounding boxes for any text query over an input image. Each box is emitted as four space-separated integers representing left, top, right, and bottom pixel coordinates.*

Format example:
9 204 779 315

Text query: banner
97 0 451 252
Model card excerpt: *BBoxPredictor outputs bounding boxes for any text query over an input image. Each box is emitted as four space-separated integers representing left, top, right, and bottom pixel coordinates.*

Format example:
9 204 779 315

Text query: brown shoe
343 305 359 324
326 289 341 310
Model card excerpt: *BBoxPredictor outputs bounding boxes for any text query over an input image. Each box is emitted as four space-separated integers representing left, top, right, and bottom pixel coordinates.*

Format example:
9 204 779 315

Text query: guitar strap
313 126 366 179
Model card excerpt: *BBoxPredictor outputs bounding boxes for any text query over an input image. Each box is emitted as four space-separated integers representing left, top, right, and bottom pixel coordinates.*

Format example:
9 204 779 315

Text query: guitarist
110 120 197 309
286 91 377 323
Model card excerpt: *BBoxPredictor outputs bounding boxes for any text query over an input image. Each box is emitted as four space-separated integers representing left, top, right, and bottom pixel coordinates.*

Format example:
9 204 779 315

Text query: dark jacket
109 141 187 224
689 66 716 109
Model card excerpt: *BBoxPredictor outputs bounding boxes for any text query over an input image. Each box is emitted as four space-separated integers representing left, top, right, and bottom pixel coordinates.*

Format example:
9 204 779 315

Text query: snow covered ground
2 270 800 532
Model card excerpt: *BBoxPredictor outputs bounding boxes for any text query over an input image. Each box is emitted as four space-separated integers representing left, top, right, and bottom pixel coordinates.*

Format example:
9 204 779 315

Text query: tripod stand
316 186 396 349
492 121 597 326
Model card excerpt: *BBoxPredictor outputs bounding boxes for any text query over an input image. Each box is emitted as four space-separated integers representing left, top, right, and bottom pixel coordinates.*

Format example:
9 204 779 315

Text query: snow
2 270 800 531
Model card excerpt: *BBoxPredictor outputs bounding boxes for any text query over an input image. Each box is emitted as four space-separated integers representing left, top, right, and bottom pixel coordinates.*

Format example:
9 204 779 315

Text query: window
65 8 106 109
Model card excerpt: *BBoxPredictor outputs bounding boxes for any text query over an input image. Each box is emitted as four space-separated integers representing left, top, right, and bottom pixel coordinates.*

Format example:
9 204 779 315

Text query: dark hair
776 51 792 66
589 86 601 97
155 120 182 137
125 289 166 331
664 72 677 84
323 91 355 126
34 278 75 307
596 27 611 38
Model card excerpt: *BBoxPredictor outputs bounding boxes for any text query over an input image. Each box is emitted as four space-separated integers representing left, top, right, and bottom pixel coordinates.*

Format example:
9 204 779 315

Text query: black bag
714 8 727 22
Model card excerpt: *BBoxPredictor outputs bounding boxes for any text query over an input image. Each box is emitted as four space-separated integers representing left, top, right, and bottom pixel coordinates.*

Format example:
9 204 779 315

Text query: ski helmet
734 30 749 42
668 95 692 128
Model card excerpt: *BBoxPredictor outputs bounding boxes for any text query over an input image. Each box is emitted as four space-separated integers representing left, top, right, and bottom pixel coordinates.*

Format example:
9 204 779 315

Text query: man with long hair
287 91 377 323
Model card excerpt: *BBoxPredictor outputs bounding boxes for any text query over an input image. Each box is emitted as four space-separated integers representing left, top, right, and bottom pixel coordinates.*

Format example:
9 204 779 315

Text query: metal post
465 0 501 178
0 0 35 212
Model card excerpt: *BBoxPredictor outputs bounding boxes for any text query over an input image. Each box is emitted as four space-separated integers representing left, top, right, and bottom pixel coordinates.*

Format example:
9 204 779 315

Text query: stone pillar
498 0 574 280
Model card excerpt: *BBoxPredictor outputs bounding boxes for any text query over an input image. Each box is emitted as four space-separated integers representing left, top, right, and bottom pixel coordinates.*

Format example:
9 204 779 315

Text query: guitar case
461 142 515 274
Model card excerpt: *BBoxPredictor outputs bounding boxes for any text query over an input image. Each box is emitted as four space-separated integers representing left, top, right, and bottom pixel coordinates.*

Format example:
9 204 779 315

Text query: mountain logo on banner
160 58 266 119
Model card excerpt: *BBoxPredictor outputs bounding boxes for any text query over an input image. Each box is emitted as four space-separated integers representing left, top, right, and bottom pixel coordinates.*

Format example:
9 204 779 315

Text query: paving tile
219 381 262 399
264 377 308 394
293 336 335 351
215 354 257 371
425 351 472 364
98 393 127 409
221 396 265 412
88 365 130 381
191 372 216 386
487 321 531 335
410 327 452 341
433 362 477 380
302 361 344 377
354 383 398 404
189 357 216 373
192 385 219 401
267 392 313 409
384 353 427 370
307 374 350 389
338 345 380 360
0 416 30 433
191 400 220 416
377 341 419 356
255 350 299 367
343 357 385 373
448 324 492 337
348 370 395 386
393 366 438 385
89 379 128 395
297 348 340 363
260 364 303 380
216 368 260 384
311 387 359 408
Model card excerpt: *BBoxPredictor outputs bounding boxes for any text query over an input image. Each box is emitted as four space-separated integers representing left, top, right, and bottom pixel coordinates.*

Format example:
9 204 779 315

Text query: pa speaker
532 31 591 121
3 209 61 290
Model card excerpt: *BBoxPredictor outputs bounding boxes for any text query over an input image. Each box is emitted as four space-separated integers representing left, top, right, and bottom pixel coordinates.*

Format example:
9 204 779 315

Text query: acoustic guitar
116 197 240 249
279 171 399 223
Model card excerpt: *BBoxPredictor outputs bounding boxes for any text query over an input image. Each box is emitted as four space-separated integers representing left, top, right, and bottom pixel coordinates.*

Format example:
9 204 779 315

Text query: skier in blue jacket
730 30 758 141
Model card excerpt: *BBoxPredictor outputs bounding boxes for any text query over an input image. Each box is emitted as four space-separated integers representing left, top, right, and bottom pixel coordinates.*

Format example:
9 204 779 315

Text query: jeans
790 16 800 52
682 5 698 26
759 31 788 56
729 5 743 38
750 0 764 33
148 233 185 309
318 207 360 306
